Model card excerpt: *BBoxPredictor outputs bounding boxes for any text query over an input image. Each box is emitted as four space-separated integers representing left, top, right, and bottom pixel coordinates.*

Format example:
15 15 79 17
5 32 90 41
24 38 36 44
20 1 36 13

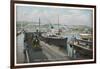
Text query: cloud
16 5 93 26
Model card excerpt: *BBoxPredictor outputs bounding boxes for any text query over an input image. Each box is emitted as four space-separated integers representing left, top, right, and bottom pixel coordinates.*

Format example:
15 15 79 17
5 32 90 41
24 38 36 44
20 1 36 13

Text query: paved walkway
16 33 71 63
40 41 71 61
16 33 25 63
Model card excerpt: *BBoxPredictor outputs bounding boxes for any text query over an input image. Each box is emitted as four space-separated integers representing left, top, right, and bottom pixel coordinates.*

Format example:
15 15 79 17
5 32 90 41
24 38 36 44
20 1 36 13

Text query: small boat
69 33 93 59
79 33 93 41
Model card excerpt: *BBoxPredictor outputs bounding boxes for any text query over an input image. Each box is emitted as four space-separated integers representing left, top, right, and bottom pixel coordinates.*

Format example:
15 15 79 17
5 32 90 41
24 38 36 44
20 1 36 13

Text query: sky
16 4 93 26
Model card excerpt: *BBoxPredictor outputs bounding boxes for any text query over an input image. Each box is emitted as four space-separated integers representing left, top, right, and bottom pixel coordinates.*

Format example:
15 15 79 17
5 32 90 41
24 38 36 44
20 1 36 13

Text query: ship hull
41 36 67 47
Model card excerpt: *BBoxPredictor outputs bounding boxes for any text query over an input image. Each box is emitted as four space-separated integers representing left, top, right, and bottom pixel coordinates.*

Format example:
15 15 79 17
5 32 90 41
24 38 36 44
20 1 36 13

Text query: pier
16 31 93 63
16 32 71 63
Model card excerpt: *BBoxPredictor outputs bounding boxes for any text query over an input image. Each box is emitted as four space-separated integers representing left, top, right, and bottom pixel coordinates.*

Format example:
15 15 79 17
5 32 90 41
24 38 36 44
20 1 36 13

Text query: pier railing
75 39 93 49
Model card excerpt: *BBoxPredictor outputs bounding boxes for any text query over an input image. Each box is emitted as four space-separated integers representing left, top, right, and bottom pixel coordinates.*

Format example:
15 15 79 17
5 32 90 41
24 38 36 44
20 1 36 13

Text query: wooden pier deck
16 31 93 63
16 32 71 63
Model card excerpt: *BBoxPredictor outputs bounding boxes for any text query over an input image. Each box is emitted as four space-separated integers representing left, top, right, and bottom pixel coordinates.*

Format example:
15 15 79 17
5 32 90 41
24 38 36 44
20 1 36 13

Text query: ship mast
38 17 41 36
39 17 40 32
58 15 60 35
58 15 59 31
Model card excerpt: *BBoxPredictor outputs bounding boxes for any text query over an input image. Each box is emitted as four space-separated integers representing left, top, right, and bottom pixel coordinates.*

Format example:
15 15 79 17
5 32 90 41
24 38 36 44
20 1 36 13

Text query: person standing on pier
71 35 76 44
